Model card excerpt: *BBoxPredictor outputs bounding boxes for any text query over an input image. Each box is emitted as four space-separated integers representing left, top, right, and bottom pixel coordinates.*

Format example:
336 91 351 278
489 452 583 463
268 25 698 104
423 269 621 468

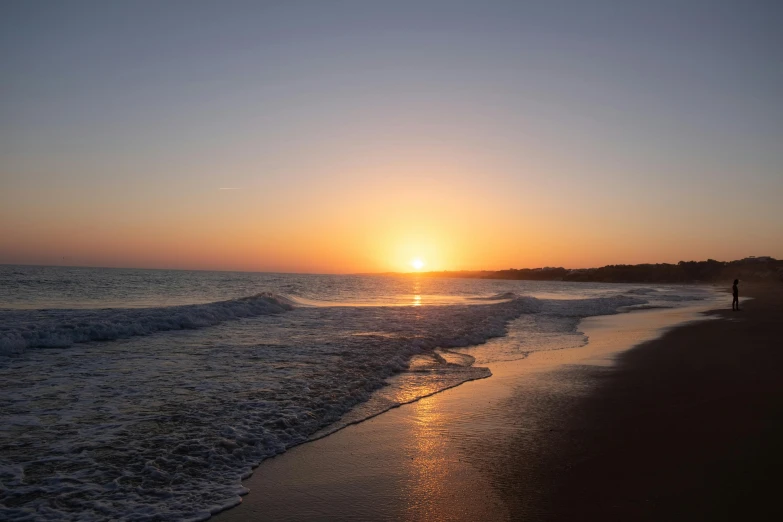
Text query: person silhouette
732 279 740 311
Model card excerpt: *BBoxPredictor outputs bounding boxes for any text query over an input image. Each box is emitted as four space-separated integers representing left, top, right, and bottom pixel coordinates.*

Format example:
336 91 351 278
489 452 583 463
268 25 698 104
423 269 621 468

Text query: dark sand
532 282 783 521
216 284 782 521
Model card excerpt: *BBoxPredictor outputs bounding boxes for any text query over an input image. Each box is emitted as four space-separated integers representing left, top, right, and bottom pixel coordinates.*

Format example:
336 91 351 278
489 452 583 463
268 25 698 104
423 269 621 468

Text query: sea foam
0 293 292 354
1 290 670 521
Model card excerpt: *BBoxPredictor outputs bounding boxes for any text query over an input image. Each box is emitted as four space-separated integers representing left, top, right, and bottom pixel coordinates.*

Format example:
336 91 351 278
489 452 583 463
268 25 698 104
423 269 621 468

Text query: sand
215 283 781 521
535 283 783 521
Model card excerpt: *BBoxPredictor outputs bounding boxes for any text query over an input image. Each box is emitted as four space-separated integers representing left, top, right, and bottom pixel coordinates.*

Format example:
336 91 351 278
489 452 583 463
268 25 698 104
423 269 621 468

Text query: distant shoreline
408 257 782 284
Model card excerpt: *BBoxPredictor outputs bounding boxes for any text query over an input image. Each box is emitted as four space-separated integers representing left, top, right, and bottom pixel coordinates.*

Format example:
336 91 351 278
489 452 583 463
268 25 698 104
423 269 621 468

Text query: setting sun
411 258 425 271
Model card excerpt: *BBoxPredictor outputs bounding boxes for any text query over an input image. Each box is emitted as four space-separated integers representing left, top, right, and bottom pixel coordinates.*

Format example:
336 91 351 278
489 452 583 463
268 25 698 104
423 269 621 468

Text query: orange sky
2 159 780 273
2 3 782 273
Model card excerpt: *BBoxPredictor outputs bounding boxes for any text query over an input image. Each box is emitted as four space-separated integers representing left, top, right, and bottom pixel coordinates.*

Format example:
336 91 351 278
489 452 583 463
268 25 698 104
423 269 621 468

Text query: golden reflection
402 396 449 520
412 276 423 309
385 356 445 404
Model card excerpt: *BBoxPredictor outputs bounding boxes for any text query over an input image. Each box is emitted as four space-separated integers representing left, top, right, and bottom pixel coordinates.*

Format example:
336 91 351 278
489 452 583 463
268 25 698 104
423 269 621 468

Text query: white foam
1 297 545 520
1 289 691 521
468 291 520 301
0 293 292 354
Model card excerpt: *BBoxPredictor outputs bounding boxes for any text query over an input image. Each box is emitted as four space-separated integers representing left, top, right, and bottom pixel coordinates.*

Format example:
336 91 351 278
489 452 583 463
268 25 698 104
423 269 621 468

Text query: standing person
732 279 740 311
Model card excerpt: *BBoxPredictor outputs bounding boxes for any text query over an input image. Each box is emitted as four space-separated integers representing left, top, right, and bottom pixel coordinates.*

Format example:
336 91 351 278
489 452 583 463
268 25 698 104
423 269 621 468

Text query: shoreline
532 282 783 520
215 291 736 520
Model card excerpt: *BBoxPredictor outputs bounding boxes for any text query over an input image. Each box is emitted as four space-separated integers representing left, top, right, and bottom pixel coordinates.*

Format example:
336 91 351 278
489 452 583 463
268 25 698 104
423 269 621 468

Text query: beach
7 268 720 520
216 283 781 521
5 2 782 520
538 282 783 521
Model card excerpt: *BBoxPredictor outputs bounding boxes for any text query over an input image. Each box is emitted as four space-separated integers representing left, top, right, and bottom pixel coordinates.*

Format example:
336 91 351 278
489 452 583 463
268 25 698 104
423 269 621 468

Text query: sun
411 258 425 271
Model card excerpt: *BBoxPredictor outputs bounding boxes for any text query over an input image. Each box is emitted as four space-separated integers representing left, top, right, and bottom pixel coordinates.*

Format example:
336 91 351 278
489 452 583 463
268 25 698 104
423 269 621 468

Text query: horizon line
1 256 774 277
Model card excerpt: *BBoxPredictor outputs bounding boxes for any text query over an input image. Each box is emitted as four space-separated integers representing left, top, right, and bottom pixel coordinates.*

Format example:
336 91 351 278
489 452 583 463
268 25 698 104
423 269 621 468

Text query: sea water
0 265 720 520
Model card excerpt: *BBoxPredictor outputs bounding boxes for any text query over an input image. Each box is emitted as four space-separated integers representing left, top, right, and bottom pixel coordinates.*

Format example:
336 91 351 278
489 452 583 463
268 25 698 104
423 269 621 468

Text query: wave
621 303 674 311
0 296 543 520
468 291 520 301
653 294 707 302
625 287 659 295
540 295 646 317
0 293 657 520
0 293 292 354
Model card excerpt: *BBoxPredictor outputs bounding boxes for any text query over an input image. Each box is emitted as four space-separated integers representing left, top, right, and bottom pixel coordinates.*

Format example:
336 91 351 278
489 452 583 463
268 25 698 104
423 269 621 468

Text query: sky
1 0 781 273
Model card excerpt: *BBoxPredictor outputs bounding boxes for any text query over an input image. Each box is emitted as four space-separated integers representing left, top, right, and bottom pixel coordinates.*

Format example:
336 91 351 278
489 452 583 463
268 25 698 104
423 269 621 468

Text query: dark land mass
415 256 783 284
494 282 783 521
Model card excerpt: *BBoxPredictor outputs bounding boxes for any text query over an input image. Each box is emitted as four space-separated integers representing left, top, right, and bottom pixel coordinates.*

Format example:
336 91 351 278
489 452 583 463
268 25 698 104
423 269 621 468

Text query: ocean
0 265 720 521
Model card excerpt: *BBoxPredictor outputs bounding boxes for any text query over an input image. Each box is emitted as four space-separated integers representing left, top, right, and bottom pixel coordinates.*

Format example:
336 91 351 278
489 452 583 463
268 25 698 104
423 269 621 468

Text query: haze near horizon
2 0 781 273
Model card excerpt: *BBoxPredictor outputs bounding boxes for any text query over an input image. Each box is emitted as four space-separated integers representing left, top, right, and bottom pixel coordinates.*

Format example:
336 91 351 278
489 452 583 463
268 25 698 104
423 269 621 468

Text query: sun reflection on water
404 397 449 519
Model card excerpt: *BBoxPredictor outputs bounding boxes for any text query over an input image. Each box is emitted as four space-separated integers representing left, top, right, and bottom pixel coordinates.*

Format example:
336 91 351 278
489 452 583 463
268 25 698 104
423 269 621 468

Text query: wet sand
216 284 781 521
535 283 783 521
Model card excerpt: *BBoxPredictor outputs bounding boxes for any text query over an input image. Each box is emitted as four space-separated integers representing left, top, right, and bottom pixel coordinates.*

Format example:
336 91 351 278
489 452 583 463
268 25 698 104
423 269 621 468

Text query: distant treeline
420 257 783 284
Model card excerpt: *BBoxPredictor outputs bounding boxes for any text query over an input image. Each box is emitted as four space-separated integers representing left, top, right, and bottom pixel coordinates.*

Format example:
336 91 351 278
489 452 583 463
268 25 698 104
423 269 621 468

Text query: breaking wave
0 294 293 355
625 287 659 295
540 295 646 316
469 291 520 301
1 291 660 521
